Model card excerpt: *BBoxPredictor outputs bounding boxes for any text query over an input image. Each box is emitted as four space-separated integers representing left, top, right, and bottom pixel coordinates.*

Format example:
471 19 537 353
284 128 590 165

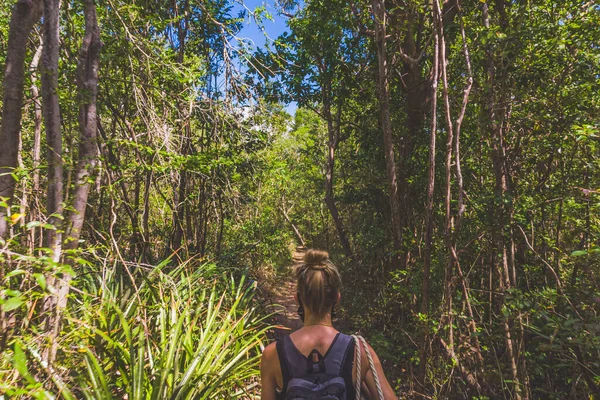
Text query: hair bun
295 248 342 316
304 249 330 267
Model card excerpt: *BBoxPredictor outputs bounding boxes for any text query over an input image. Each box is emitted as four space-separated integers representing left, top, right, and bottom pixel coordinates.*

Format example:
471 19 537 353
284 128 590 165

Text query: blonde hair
294 249 342 316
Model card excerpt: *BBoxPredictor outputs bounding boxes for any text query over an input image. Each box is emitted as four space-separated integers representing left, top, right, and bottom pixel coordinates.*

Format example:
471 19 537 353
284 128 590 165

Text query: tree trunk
398 1 461 268
439 6 486 390
39 0 63 363
371 0 403 270
171 170 187 255
215 192 224 258
439 0 455 355
142 169 152 263
482 2 522 398
419 0 440 382
40 0 63 260
197 178 209 257
323 91 353 259
47 0 101 363
64 0 101 253
0 0 43 240
169 0 190 260
130 177 142 259
281 201 306 247
30 41 44 249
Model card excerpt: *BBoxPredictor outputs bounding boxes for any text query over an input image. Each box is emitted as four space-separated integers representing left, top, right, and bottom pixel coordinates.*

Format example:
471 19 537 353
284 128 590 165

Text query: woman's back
260 249 397 400
276 328 356 399
288 325 340 358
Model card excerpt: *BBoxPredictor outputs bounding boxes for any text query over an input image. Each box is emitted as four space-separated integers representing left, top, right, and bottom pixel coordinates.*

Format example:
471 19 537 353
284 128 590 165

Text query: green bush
1 257 270 399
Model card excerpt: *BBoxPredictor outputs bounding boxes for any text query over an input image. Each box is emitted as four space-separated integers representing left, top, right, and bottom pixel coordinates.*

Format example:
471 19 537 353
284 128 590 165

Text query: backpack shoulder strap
323 332 353 375
280 335 308 378
276 338 291 390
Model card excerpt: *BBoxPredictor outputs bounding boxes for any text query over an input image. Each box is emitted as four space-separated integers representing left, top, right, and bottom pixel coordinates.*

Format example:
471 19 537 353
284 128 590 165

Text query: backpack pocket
286 375 347 399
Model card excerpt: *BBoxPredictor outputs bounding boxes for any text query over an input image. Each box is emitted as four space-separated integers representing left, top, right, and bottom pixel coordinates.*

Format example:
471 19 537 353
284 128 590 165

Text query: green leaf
13 342 29 378
570 250 588 257
5 269 26 279
25 221 55 230
2 296 24 312
33 273 47 291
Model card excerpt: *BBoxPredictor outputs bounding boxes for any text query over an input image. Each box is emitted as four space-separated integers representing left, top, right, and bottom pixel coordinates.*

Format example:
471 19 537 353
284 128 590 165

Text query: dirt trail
259 249 407 397
264 246 353 338
265 246 306 338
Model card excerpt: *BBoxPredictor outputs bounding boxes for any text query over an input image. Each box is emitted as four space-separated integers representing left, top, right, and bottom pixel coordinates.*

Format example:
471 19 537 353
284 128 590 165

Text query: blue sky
232 0 298 115
235 0 289 48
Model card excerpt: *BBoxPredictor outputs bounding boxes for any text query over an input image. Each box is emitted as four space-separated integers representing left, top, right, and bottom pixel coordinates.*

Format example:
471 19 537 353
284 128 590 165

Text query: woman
260 249 397 400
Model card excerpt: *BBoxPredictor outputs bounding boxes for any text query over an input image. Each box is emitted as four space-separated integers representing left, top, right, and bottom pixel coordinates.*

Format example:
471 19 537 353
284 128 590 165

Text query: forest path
263 246 353 339
265 246 306 338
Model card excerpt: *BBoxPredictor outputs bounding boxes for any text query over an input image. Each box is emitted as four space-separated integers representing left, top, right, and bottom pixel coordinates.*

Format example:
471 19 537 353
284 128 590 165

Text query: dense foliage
249 1 600 398
0 256 267 398
0 0 599 398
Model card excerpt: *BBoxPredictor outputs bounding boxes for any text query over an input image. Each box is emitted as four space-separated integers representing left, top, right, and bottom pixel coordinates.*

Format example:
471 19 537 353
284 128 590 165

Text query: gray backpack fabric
276 333 354 400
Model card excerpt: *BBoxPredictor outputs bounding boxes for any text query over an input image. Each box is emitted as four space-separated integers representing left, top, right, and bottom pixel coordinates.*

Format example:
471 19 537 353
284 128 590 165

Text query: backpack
276 333 354 400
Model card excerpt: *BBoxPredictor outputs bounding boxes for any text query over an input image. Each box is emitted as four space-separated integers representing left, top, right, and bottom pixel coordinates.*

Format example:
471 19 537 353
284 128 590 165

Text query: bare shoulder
261 341 278 363
261 340 284 396
260 341 280 400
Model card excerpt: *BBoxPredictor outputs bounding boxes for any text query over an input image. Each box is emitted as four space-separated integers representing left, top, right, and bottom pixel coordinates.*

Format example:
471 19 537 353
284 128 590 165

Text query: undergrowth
0 250 270 399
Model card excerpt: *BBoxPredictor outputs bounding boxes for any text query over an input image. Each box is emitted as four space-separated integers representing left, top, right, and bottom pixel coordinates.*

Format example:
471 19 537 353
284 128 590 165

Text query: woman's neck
303 311 333 327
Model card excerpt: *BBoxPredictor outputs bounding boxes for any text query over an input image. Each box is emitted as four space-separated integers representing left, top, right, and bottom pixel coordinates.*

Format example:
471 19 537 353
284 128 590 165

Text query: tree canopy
0 0 599 398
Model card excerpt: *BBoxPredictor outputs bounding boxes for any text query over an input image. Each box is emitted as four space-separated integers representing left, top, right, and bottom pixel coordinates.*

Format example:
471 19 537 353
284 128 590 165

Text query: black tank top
275 332 356 400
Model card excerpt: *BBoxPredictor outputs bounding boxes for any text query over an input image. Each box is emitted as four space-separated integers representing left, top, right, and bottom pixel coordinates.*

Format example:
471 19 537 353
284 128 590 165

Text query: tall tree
481 1 526 397
419 0 440 381
40 0 63 261
0 0 43 239
370 0 403 269
28 40 44 250
49 0 102 360
252 0 359 258
39 0 63 364
169 0 190 258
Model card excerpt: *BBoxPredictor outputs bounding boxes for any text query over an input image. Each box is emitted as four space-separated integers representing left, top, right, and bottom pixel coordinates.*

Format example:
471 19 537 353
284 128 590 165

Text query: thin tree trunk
64 0 101 255
171 170 186 255
39 0 63 363
30 40 44 195
142 169 152 263
41 0 63 260
453 10 484 366
438 0 455 354
281 201 305 247
169 0 189 259
419 0 440 382
555 194 563 275
572 162 590 285
131 177 141 259
482 2 522 398
0 0 43 240
29 41 44 249
18 114 27 233
215 193 224 258
398 1 461 272
47 0 101 363
371 0 403 270
438 4 485 383
197 179 209 257
323 91 352 259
